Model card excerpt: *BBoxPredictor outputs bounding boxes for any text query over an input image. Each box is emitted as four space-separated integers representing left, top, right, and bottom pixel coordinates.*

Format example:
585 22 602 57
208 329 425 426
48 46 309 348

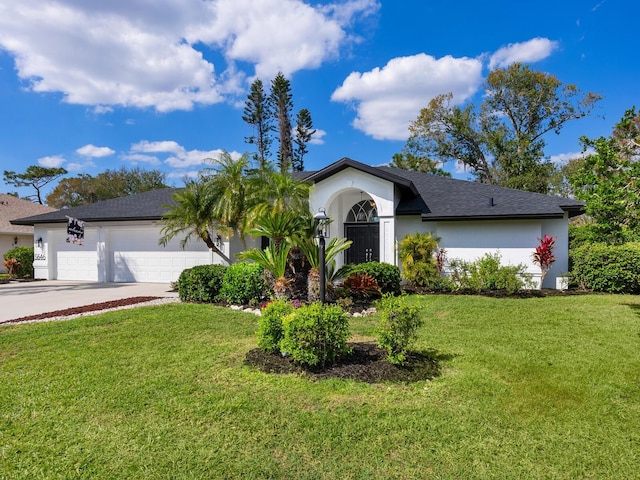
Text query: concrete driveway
0 280 178 323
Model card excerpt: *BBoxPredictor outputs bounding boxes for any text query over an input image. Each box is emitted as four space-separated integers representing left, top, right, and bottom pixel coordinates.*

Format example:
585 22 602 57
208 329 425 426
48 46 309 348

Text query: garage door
109 227 211 283
52 230 99 281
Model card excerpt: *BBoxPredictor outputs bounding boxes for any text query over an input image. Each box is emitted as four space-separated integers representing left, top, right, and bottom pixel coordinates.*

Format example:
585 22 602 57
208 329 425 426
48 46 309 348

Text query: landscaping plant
449 252 531 294
238 242 292 299
341 272 381 302
177 264 227 303
280 302 351 367
571 242 640 293
346 261 401 295
398 232 441 288
257 299 295 353
3 246 34 279
219 261 268 305
532 234 556 288
375 295 423 365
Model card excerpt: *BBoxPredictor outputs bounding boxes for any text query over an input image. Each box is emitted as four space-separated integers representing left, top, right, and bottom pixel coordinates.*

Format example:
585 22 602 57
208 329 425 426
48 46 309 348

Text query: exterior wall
33 221 247 283
395 217 570 289
0 233 33 273
310 168 396 268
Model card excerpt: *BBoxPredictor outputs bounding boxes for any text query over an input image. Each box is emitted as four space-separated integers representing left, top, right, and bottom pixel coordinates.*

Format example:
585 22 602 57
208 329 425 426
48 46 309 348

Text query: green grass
1 295 639 479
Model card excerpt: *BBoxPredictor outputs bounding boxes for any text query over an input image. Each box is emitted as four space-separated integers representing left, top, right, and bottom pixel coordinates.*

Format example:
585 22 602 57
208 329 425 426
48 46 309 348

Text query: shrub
257 299 295 353
571 242 640 293
398 232 441 288
342 273 381 301
449 253 531 294
532 235 556 288
280 303 351 367
375 295 423 365
177 264 227 303
3 246 34 279
347 262 401 295
219 262 269 305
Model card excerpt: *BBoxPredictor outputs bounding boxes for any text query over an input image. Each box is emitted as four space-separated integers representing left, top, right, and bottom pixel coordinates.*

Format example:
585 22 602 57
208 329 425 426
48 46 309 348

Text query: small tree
533 234 556 288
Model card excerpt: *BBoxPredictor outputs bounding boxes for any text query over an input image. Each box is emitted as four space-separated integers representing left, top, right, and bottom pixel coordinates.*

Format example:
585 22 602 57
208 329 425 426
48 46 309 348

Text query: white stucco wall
0 234 33 273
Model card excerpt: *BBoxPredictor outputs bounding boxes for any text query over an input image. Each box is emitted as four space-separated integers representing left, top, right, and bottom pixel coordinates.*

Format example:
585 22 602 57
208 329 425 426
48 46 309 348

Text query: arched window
346 200 378 223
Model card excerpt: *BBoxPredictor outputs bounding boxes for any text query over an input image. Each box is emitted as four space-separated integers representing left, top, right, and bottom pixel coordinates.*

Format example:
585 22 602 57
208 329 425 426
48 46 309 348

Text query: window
346 200 378 223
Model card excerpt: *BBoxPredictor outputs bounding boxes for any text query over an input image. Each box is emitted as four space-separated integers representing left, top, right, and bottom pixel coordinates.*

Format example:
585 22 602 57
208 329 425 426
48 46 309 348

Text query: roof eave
421 213 567 222
11 215 166 226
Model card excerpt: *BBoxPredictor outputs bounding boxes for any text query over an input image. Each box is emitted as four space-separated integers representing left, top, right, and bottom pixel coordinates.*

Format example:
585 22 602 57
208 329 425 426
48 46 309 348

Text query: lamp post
313 209 329 304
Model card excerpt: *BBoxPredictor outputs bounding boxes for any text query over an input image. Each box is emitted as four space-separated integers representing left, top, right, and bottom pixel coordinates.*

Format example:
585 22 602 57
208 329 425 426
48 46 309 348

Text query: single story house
12 158 584 288
0 193 57 273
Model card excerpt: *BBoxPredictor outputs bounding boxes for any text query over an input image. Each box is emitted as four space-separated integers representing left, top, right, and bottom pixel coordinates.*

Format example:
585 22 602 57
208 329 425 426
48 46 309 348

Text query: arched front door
344 200 379 264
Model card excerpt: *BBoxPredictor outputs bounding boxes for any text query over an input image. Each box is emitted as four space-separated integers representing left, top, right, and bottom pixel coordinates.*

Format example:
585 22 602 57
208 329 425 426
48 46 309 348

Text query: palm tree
297 235 352 302
248 167 310 218
204 152 254 249
249 210 308 251
238 242 292 299
159 177 232 264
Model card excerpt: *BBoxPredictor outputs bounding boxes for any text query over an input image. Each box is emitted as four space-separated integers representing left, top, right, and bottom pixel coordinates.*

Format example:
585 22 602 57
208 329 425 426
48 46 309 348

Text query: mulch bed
0 297 162 325
245 342 442 383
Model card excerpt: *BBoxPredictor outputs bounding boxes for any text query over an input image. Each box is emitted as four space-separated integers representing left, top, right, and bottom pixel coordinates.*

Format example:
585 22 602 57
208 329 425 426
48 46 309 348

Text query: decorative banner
66 217 85 245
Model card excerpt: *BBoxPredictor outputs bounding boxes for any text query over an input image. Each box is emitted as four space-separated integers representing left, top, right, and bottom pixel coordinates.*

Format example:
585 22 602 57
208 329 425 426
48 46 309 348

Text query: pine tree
242 78 273 170
270 72 294 174
293 108 315 172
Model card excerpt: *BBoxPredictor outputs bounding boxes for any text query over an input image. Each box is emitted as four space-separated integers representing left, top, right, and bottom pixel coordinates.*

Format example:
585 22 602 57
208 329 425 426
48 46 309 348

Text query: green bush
347 262 401 295
219 262 268 305
280 303 351 367
398 232 441 288
449 253 531 294
177 264 227 303
571 242 640 293
3 246 34 279
257 300 295 353
375 295 423 365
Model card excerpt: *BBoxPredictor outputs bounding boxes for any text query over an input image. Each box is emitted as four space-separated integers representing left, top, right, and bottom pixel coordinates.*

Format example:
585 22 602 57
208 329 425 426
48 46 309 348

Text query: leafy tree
159 177 231 264
403 63 600 193
569 107 640 242
293 108 315 172
3 165 68 204
390 152 450 176
242 78 273 169
270 72 294 173
46 167 167 208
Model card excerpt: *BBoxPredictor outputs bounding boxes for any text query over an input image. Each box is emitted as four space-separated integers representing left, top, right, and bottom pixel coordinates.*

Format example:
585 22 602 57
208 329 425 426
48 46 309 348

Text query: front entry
344 199 380 264
345 223 379 264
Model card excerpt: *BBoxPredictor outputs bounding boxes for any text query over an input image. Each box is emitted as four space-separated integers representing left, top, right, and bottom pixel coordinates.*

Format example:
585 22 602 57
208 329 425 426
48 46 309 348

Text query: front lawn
1 295 639 479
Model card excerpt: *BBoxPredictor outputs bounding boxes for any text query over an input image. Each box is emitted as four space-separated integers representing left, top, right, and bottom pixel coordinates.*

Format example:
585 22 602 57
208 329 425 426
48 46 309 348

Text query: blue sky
0 0 637 200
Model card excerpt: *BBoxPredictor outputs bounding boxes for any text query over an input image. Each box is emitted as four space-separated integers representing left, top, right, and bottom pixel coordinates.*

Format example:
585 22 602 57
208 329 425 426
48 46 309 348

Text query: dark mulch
0 297 162 325
245 342 442 383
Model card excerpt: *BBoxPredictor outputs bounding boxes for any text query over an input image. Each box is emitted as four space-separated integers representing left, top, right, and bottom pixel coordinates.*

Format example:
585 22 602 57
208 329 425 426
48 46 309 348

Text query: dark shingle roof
11 188 178 225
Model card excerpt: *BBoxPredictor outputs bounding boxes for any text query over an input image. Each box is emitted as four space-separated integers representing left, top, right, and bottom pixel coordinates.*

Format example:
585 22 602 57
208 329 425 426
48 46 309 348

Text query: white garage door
52 230 99 281
109 227 211 283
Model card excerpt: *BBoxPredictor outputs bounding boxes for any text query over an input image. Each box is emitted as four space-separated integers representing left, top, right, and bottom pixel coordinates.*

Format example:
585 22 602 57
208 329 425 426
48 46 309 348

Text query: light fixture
13 236 18 245
36 237 43 248
215 234 223 248
313 208 330 304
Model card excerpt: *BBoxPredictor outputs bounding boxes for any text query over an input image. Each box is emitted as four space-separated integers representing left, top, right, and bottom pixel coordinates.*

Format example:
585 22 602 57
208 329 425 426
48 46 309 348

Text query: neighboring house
0 193 57 273
13 158 584 287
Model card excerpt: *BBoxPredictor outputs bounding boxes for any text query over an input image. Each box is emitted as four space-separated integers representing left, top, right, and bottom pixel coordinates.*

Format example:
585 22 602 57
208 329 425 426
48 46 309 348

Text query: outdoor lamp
36 237 43 248
313 208 330 303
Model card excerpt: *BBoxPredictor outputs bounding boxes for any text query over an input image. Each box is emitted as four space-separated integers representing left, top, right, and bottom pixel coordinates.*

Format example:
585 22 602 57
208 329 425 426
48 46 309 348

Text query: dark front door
345 223 379 264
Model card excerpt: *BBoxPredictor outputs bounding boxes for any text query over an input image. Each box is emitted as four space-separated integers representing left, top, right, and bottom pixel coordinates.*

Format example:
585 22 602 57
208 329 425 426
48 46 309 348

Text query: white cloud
548 149 594 166
489 37 558 70
131 140 185 155
309 129 327 145
38 155 65 168
0 0 377 111
120 153 161 166
76 144 115 158
126 140 241 171
332 53 483 140
66 161 96 172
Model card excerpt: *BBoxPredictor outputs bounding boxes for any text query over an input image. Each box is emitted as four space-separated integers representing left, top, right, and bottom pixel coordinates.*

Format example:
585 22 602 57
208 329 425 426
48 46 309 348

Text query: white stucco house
12 158 583 288
0 193 57 273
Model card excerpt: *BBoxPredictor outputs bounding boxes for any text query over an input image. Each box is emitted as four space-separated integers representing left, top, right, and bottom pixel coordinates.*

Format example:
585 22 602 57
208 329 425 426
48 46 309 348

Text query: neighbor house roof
11 188 177 226
303 158 584 220
0 194 57 233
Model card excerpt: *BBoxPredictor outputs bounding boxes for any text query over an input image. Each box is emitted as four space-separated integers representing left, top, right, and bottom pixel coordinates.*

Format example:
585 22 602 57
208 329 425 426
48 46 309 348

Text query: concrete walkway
0 280 178 323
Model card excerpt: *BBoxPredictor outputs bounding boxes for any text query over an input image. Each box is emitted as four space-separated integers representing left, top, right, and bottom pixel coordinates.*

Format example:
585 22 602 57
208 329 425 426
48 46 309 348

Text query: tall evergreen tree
270 72 294 174
242 78 273 169
293 108 315 172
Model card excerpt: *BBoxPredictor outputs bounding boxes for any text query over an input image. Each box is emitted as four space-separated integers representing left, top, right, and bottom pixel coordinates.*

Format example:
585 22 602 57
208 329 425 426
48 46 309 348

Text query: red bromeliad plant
533 234 556 288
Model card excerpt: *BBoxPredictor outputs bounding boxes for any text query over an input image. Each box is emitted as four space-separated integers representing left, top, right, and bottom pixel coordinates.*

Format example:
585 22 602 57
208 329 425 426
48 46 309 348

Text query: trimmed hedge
3 246 34 279
177 264 227 303
347 261 401 295
219 262 268 305
571 242 640 293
